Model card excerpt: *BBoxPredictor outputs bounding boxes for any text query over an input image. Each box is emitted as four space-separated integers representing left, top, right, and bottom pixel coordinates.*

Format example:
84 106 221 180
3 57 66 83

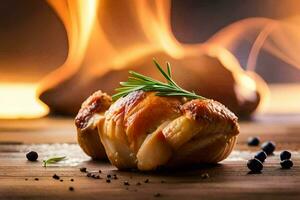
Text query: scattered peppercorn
124 181 130 186
144 179 149 183
254 151 267 163
34 178 39 181
26 151 38 161
86 173 100 179
107 174 111 179
98 170 102 173
80 167 87 172
280 151 291 161
247 137 260 146
160 180 165 183
261 141 276 155
113 175 118 180
52 174 60 180
280 159 293 169
247 158 263 173
106 179 111 183
70 179 74 182
154 193 161 197
69 186 74 191
200 173 210 179
136 182 141 186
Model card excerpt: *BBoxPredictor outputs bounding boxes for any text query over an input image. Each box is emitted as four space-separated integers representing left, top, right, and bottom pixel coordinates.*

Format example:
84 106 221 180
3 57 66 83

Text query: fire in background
0 0 299 119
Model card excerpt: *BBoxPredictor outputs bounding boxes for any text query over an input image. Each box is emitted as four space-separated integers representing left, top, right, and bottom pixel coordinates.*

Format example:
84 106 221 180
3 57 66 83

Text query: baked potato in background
41 48 264 118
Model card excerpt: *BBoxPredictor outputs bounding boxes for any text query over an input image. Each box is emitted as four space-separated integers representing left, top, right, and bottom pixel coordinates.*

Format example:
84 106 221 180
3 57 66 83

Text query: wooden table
0 115 300 200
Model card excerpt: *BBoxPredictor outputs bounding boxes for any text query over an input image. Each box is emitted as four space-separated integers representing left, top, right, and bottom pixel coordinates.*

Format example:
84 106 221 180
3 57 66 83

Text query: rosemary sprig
43 156 66 167
112 59 206 101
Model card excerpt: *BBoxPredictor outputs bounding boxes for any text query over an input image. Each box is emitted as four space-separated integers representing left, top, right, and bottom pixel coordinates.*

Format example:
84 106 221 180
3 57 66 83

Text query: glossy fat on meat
99 91 182 169
75 90 112 160
95 91 239 170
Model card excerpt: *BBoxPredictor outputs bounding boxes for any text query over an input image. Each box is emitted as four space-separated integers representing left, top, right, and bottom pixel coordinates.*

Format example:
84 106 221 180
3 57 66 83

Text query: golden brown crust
75 90 112 160
181 99 239 136
75 90 240 169
75 90 112 129
105 90 146 121
77 122 107 160
182 99 237 122
105 91 182 152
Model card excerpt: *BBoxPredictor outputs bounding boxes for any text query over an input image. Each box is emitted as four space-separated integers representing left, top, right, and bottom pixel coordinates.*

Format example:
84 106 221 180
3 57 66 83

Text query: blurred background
0 0 300 119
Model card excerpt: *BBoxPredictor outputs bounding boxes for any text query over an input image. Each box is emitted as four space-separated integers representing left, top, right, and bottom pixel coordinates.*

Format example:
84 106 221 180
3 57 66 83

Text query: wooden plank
0 118 76 144
0 116 300 199
1 114 300 145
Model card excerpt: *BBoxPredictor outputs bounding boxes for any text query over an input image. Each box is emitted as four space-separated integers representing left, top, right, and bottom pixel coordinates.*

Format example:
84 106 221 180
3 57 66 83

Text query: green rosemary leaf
112 59 207 101
43 156 66 167
129 71 156 83
112 85 145 101
153 59 173 85
166 62 172 78
156 92 201 98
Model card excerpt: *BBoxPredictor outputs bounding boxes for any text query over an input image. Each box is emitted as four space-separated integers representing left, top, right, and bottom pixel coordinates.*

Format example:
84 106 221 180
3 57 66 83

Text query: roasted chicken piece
75 90 239 170
75 90 112 160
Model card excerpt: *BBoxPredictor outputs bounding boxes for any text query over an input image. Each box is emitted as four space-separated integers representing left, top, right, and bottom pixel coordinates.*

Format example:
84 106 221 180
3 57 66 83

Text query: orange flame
37 0 271 116
208 16 300 71
41 0 183 85
0 83 49 119
5 0 300 118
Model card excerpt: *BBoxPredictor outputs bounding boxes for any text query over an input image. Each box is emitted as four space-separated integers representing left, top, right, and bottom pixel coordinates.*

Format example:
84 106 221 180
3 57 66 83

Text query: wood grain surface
0 115 300 200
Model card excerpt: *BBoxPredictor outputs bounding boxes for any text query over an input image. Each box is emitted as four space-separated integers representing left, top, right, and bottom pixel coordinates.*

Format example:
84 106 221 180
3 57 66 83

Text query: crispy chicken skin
75 90 239 170
75 90 112 160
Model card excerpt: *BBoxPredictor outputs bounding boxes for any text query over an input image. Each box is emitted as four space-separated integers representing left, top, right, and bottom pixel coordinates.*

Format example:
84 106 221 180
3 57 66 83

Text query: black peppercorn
144 179 149 183
69 186 74 191
247 137 260 146
136 182 141 186
26 151 38 161
80 167 87 172
124 181 130 186
261 141 276 155
280 151 291 161
52 174 60 180
254 151 267 163
247 158 263 173
34 178 39 181
280 159 293 169
70 179 74 182
154 193 161 197
86 173 92 177
106 179 111 183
